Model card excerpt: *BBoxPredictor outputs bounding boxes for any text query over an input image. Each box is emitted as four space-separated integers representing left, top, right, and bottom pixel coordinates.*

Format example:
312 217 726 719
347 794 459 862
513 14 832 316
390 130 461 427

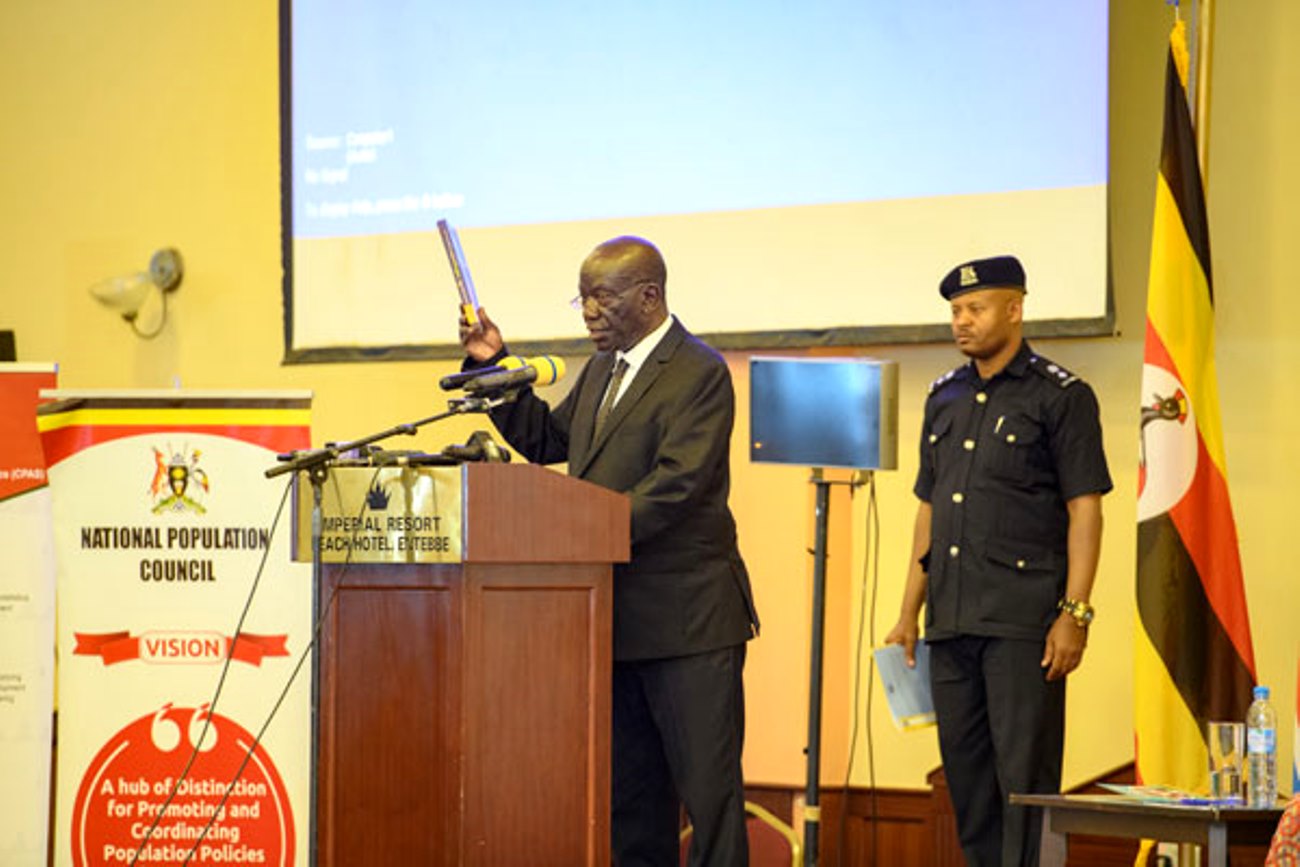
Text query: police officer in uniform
885 255 1112 866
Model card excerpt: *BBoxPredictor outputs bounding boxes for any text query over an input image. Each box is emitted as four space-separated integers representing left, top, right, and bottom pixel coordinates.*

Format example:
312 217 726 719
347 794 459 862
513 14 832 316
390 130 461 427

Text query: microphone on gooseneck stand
439 363 511 390
462 356 566 394
441 430 511 463
439 355 566 391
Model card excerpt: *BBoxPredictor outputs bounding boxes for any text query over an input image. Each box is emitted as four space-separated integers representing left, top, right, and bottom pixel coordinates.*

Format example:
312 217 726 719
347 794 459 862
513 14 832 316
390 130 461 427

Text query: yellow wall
3 1 1297 794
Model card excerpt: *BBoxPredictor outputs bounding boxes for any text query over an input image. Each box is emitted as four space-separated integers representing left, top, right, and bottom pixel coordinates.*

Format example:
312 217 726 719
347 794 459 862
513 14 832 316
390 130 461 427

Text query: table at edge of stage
1009 793 1285 866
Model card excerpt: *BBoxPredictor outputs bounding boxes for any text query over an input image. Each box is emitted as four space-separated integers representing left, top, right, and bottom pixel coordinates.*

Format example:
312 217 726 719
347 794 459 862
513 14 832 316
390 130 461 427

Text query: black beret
939 255 1026 300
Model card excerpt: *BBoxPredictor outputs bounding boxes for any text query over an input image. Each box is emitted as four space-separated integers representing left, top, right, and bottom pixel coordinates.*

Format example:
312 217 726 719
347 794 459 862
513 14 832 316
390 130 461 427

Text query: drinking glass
1207 720 1245 805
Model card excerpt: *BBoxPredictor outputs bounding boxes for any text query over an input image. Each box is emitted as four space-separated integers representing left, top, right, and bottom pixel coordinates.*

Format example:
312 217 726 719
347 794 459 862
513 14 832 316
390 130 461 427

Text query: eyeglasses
569 281 648 312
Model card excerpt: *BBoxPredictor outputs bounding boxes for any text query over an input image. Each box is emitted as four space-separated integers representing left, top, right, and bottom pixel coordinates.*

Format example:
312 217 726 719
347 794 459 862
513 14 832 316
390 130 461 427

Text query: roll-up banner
38 391 312 867
0 363 58 864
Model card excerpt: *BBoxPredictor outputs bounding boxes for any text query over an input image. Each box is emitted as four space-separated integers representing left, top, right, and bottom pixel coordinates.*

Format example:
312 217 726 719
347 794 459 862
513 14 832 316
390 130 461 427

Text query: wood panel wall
739 763 1274 866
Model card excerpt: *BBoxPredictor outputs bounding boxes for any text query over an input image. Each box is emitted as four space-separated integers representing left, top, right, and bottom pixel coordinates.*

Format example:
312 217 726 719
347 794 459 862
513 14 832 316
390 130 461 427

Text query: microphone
439 355 561 390
463 356 566 394
441 431 511 463
439 359 513 390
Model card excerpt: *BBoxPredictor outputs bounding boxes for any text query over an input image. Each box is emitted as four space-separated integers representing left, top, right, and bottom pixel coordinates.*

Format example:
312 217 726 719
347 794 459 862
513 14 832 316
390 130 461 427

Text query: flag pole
1193 0 1215 186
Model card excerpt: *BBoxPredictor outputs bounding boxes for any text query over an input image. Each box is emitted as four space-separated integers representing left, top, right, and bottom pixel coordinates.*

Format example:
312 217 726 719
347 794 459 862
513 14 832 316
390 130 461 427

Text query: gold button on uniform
976 392 987 403
952 492 964 503
949 545 960 557
1006 434 1017 443
963 439 975 450
1016 559 1026 569
929 433 938 443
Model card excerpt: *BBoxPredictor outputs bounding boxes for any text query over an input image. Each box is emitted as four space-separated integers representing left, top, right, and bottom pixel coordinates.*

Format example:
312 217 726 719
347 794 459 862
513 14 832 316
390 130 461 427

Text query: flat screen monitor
750 357 898 470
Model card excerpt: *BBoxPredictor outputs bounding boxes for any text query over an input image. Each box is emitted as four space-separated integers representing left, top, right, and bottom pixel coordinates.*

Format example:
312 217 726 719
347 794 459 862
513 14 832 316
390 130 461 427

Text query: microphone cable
126 465 373 866
176 466 377 866
128 475 293 866
836 470 880 867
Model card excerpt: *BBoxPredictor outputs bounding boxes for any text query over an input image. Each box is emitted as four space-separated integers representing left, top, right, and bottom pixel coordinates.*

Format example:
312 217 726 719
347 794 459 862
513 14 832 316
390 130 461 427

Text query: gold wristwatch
1057 598 1095 628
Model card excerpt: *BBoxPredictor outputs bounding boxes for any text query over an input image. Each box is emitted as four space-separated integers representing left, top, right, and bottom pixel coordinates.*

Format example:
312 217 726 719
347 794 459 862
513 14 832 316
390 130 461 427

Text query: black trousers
611 644 748 867
930 635 1066 867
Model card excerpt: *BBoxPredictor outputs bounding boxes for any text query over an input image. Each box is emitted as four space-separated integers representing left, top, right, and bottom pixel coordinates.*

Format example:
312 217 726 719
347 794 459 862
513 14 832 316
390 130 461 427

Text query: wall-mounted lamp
89 248 183 339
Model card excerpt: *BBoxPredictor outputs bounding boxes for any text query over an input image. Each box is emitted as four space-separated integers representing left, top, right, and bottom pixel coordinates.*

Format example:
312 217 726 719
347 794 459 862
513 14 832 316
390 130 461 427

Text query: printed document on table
873 640 936 730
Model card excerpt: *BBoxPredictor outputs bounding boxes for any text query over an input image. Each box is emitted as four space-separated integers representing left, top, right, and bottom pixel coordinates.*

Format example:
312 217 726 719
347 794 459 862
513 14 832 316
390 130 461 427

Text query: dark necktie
593 358 629 438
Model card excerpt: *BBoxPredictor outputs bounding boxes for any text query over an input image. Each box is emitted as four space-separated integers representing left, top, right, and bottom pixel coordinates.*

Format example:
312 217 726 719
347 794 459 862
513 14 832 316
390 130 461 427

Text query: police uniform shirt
915 340 1112 641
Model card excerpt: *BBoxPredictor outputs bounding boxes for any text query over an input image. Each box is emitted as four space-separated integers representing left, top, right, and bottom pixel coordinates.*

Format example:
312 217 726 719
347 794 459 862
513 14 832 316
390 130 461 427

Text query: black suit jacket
484 318 758 660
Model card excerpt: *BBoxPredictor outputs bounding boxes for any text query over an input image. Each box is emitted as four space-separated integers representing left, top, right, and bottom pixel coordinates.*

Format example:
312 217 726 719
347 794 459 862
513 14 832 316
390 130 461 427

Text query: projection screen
281 0 1109 362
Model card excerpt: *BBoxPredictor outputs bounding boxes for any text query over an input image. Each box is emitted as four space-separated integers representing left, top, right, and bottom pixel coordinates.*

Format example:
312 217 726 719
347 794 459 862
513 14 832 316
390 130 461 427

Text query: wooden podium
295 462 629 866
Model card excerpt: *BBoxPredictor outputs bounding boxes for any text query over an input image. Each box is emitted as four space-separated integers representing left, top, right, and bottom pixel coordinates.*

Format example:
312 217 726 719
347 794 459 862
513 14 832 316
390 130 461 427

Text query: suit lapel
573 320 685 478
571 352 614 469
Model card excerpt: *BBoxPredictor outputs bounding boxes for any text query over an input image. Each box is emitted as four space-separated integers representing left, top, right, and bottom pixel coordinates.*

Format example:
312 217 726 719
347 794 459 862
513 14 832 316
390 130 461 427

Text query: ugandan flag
1134 20 1256 797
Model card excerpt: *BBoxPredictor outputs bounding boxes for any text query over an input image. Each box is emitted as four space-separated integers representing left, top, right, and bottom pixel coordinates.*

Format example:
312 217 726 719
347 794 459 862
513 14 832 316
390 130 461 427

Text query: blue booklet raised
438 219 481 325
873 640 936 730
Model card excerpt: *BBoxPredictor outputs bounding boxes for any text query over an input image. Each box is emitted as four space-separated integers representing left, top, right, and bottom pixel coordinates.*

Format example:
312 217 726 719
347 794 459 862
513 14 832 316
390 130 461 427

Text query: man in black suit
458 235 758 866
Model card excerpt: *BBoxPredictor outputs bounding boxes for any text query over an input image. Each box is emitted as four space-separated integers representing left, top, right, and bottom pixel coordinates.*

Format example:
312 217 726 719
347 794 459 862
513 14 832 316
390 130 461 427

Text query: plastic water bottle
1245 685 1278 807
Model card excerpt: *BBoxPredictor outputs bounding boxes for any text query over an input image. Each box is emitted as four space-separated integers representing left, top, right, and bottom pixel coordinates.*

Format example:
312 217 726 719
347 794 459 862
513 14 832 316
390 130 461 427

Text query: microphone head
500 355 566 386
441 431 512 463
528 356 566 387
461 355 566 394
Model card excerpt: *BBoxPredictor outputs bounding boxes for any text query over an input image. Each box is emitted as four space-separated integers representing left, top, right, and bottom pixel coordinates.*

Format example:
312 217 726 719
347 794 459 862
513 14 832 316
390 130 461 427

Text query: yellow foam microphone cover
501 355 566 386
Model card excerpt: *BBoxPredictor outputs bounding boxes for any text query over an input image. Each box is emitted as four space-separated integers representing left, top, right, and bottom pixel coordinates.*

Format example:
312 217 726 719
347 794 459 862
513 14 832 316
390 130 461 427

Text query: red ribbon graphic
74 630 289 666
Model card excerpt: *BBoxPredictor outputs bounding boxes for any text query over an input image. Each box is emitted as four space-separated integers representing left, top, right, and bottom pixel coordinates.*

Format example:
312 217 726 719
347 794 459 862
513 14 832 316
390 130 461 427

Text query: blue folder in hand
873 640 936 730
